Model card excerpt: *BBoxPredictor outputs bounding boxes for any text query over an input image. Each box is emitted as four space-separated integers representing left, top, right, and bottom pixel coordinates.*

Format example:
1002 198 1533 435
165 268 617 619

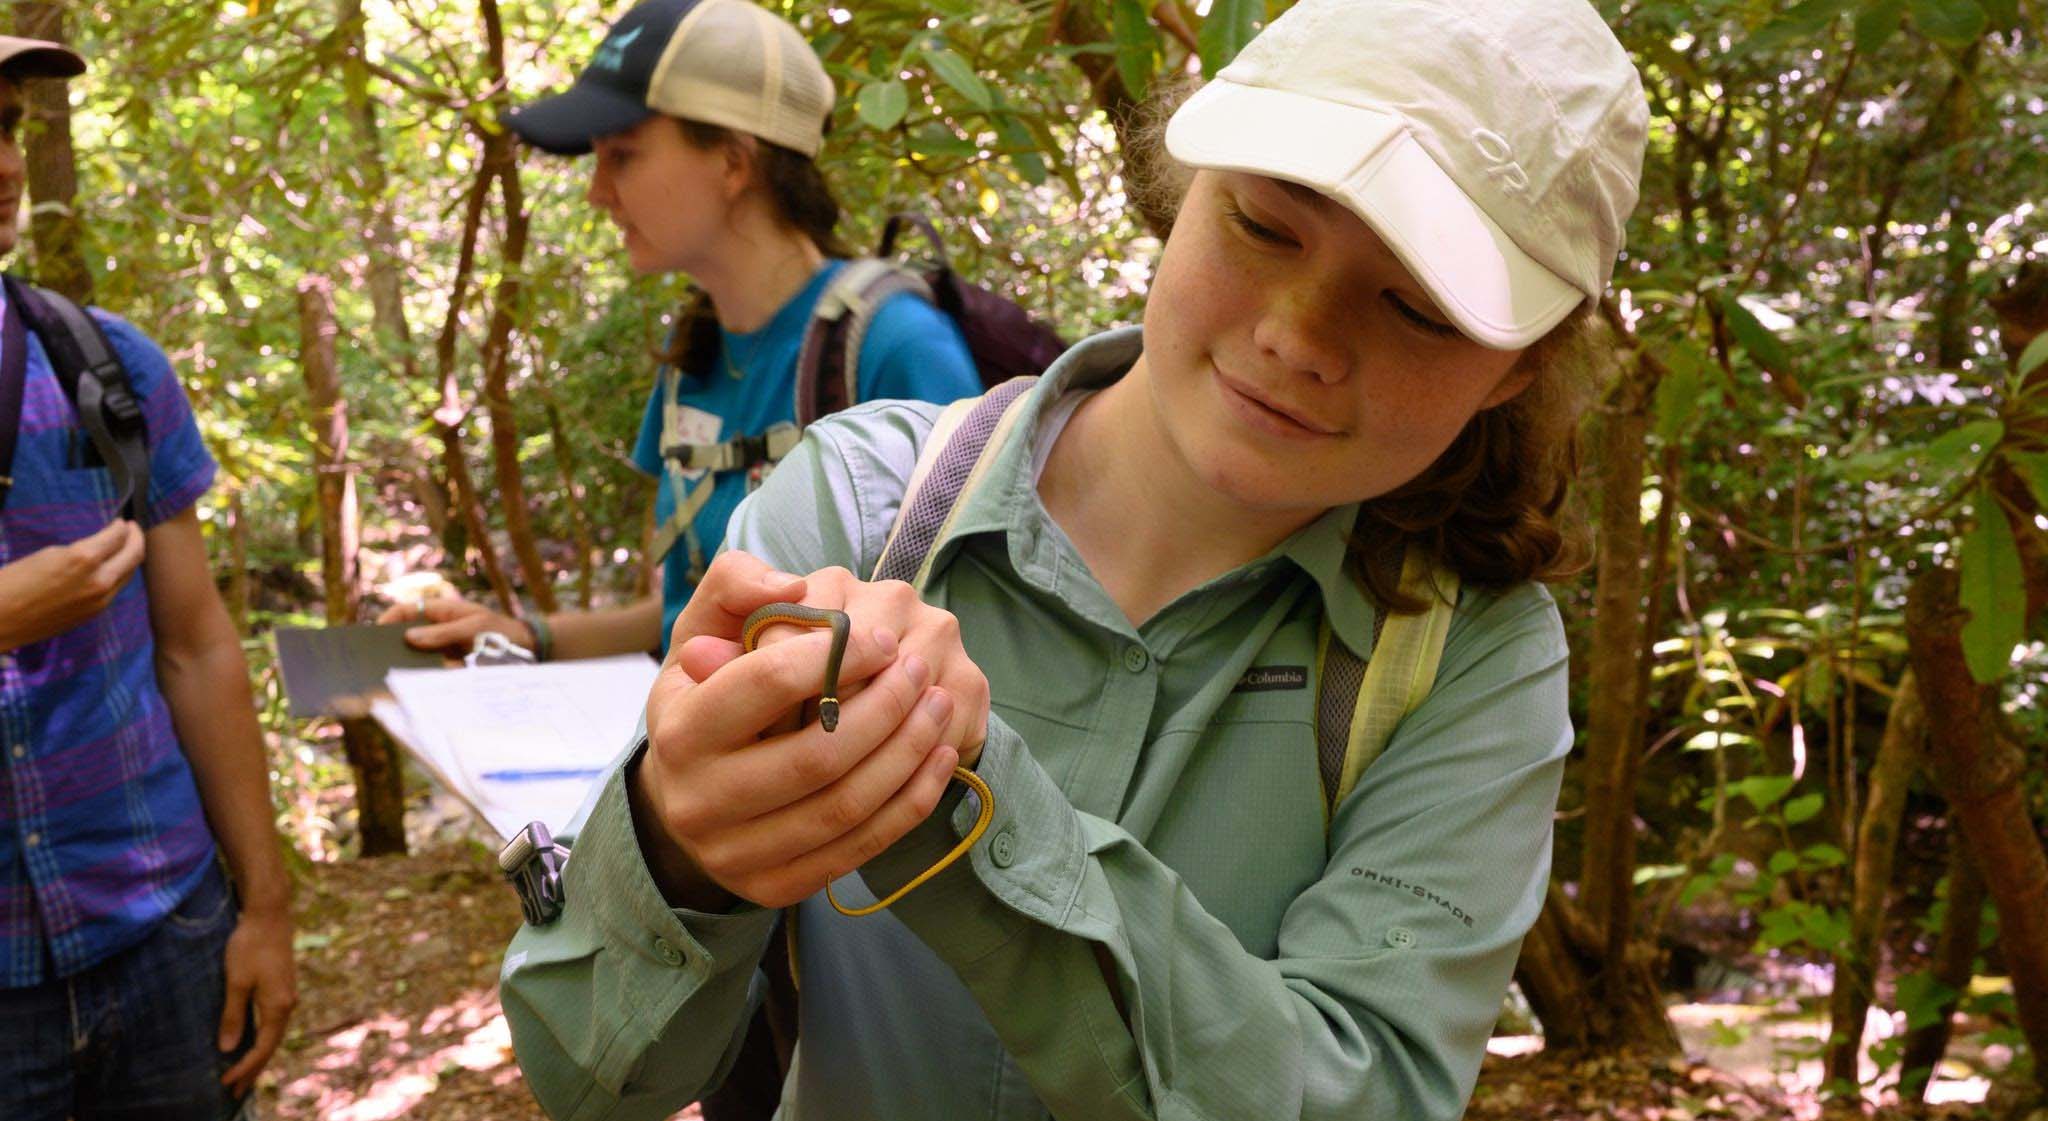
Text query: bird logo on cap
593 26 643 73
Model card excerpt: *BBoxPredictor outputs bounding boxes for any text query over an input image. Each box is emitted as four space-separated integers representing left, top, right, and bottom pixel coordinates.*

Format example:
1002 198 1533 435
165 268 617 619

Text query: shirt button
989 828 1017 868
24 832 41 848
654 937 685 967
1122 644 1149 673
10 743 23 759
1385 926 1417 950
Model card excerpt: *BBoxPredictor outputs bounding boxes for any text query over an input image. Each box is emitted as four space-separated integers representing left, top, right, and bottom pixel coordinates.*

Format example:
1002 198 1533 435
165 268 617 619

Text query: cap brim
503 80 653 156
0 37 86 80
1166 82 1580 350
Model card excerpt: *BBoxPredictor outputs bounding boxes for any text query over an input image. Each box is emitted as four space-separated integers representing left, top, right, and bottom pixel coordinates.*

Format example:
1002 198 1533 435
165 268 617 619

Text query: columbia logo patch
1233 665 1307 693
593 26 643 72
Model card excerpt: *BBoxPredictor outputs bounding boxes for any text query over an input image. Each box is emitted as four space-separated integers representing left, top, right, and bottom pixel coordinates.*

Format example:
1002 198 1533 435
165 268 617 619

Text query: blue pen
481 767 604 783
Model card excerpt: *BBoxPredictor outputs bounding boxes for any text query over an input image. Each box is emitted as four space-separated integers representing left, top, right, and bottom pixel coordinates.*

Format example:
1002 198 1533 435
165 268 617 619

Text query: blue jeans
0 861 254 1120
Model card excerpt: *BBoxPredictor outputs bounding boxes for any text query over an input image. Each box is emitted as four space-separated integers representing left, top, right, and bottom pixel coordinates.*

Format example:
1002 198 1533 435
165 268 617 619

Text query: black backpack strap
793 260 932 427
5 278 150 523
0 291 26 510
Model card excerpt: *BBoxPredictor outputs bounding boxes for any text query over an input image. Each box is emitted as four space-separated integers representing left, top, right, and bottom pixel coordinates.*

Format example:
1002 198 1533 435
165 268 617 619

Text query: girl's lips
1213 368 1342 439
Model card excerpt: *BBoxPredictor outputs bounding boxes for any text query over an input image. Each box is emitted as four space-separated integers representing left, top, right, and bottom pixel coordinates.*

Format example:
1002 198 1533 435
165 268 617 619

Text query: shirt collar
932 326 1377 655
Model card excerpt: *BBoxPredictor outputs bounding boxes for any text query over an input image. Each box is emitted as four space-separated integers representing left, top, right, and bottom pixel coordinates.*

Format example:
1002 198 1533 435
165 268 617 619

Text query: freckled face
1136 170 1535 516
586 116 736 275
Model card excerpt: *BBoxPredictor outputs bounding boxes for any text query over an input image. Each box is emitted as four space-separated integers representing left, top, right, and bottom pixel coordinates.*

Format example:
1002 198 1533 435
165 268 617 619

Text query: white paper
378 655 658 841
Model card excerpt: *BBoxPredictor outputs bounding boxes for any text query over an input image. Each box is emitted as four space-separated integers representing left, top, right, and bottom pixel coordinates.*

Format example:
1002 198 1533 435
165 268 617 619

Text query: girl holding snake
503 0 1650 1117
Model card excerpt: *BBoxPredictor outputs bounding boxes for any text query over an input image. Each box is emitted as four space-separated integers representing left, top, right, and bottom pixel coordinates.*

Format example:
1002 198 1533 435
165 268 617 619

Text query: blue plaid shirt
0 293 219 986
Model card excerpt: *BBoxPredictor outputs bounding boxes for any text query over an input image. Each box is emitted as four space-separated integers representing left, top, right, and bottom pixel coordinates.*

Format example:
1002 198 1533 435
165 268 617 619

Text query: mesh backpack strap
794 260 933 427
7 278 150 524
1316 544 1460 819
872 377 1036 590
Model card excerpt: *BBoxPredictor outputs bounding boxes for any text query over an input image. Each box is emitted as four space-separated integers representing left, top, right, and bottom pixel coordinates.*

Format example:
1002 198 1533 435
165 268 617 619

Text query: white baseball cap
507 0 833 158
1166 0 1648 349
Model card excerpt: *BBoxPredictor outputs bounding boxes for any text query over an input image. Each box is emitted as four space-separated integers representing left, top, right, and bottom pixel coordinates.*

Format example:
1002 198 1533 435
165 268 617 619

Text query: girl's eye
1225 205 1298 248
1385 293 1458 338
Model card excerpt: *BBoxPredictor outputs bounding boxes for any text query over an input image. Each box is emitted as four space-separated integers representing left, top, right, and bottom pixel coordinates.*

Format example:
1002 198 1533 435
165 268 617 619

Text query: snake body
738 601 995 917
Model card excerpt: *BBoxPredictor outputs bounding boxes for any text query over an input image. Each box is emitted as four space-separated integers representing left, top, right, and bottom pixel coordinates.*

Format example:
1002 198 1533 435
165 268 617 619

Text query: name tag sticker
671 404 723 446
1233 665 1308 693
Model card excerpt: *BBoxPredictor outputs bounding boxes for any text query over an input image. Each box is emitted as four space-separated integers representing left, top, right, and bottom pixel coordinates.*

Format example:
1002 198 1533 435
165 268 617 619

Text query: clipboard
271 623 445 719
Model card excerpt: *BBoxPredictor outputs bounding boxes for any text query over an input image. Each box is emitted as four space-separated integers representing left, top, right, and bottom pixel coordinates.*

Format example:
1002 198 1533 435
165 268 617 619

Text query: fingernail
904 654 930 689
767 571 800 584
922 686 953 722
874 628 900 658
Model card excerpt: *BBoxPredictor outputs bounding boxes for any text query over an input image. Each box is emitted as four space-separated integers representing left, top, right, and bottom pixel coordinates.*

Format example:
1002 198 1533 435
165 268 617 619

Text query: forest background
8 0 2047 1117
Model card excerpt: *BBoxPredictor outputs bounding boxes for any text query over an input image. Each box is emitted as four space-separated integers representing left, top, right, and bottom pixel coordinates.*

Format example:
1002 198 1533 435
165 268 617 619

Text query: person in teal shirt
388 0 979 660
501 0 1651 1118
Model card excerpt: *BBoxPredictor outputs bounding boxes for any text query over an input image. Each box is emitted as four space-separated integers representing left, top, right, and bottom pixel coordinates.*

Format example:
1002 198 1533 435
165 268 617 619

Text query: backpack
698 378 1460 1121
650 214 1067 575
0 276 150 524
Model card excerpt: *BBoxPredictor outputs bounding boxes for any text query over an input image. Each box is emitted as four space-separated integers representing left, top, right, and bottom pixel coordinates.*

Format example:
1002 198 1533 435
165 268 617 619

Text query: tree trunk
1516 314 1678 1054
1904 567 2048 1099
1824 671 1924 1091
1570 315 1678 1048
338 0 417 382
224 490 250 636
1515 882 1677 1052
432 160 517 614
299 275 407 858
11 3 91 302
476 0 554 613
1899 847 1986 1099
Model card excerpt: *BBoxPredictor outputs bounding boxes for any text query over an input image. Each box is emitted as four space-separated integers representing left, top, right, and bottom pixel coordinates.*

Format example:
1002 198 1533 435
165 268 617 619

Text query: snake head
818 697 841 733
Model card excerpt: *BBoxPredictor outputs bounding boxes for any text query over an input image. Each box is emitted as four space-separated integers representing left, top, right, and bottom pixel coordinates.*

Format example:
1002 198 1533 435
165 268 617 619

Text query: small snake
741 603 851 731
739 602 996 917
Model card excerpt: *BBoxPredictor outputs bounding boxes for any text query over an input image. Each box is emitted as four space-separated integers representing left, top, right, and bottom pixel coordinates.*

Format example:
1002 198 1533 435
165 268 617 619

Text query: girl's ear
719 134 758 202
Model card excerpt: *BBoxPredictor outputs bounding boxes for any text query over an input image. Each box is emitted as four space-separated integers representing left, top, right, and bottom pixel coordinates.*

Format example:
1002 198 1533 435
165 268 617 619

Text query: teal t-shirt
630 260 980 653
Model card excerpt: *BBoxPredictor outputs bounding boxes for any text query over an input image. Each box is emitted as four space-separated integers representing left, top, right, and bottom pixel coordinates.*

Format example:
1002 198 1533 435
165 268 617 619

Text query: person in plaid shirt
0 35 296 1119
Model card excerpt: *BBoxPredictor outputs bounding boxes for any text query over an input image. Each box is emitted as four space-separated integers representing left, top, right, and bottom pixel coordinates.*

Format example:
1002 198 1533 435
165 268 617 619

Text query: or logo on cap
1471 129 1530 196
593 26 643 73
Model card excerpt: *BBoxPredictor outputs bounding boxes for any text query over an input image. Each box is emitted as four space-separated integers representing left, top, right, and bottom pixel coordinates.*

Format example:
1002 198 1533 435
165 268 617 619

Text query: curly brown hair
1122 77 1608 611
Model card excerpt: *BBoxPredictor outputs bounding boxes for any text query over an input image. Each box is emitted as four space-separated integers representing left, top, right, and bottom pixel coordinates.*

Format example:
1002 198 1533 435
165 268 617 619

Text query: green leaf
1803 843 1849 868
1768 850 1801 876
854 80 910 132
1908 0 1988 45
907 123 977 161
1716 291 1796 381
1782 791 1825 825
1855 0 1908 52
1735 774 1798 811
1921 419 2003 474
1742 0 1855 53
1976 0 2019 27
1959 486 2025 683
1198 0 1263 77
1896 971 1962 1031
2003 451 2048 511
2020 332 2048 378
1652 339 1708 442
992 114 1048 186
922 46 992 110
1112 0 1158 99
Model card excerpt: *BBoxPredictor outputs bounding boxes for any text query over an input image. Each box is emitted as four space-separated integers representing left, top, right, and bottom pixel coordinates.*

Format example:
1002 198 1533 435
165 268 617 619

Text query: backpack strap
1316 546 1460 823
795 260 933 428
871 377 1036 589
3 278 150 524
0 293 26 510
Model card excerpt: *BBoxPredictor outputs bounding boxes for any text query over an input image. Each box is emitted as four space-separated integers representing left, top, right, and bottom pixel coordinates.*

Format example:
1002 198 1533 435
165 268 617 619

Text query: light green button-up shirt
501 328 1573 1121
